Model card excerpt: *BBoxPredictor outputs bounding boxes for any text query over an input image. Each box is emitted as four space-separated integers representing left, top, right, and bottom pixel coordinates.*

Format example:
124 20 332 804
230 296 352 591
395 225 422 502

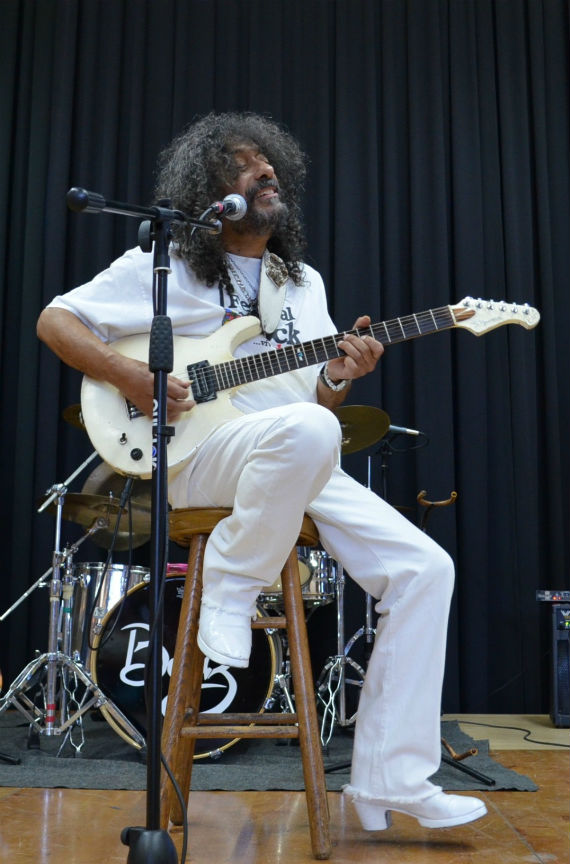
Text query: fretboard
192 305 456 396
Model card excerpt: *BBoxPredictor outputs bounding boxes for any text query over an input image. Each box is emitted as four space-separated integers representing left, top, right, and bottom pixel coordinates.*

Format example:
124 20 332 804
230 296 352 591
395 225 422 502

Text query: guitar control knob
130 448 143 461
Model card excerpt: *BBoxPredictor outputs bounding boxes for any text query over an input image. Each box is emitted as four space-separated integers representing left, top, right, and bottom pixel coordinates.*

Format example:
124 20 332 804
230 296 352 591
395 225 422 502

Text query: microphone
387 424 422 437
206 193 247 221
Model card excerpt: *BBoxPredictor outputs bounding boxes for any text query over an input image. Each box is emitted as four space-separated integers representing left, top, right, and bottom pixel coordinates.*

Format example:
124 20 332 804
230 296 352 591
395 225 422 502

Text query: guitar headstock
452 297 540 334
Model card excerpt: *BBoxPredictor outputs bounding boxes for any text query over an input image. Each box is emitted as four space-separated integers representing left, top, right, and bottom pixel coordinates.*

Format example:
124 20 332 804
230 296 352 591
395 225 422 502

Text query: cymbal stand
316 559 368 747
317 455 380 747
0 464 145 753
0 454 99 625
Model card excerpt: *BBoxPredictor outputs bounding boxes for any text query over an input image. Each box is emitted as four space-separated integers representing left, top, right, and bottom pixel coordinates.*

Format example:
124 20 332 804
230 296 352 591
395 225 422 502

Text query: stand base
0 751 21 765
440 753 495 786
0 651 145 749
121 827 178 864
316 654 365 746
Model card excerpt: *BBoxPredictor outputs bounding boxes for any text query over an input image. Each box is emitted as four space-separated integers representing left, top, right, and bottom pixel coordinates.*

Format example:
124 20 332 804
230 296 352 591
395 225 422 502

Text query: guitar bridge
187 360 217 403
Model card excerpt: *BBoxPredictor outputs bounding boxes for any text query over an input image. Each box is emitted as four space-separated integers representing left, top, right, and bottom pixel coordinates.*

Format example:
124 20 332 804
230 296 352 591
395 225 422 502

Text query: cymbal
62 403 85 430
40 491 151 551
80 462 152 550
82 462 151 503
333 405 391 454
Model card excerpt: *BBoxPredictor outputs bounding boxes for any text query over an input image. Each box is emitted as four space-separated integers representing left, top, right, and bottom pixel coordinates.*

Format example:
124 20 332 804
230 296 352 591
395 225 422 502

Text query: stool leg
160 534 206 829
281 549 331 860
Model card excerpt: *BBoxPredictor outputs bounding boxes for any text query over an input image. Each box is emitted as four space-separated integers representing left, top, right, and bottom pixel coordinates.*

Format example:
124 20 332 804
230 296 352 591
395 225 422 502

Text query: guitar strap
258 250 289 336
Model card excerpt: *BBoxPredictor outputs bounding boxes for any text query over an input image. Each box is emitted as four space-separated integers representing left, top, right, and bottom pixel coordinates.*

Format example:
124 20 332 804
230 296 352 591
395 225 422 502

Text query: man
37 112 486 832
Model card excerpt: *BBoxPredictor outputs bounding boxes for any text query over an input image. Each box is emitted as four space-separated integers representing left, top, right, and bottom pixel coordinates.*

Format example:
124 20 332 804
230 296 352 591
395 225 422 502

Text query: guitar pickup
187 360 217 403
125 399 144 420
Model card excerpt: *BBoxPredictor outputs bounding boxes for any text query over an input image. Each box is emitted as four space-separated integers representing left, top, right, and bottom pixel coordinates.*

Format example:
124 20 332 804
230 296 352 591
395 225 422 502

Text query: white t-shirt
48 246 338 416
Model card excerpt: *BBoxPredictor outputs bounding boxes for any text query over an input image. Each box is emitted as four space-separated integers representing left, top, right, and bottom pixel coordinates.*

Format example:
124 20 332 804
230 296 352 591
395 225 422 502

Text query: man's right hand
116 356 195 422
37 307 195 422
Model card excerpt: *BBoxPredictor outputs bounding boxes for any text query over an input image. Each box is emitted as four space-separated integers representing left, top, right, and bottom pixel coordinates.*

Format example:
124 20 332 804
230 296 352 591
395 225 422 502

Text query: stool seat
170 506 320 547
161 506 331 860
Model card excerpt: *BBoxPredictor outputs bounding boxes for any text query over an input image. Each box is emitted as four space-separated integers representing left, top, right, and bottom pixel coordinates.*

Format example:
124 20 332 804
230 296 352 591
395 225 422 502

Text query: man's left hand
326 315 384 382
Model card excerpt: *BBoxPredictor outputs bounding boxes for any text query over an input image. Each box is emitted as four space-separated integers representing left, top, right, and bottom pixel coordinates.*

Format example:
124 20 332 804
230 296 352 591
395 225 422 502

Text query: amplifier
536 589 570 602
550 604 570 728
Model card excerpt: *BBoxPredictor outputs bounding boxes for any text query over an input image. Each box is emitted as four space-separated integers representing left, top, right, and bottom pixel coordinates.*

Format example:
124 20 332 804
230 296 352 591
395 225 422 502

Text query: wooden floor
0 716 567 863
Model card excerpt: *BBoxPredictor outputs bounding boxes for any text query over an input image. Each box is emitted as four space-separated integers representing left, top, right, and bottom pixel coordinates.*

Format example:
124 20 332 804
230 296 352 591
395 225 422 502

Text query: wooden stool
160 507 331 860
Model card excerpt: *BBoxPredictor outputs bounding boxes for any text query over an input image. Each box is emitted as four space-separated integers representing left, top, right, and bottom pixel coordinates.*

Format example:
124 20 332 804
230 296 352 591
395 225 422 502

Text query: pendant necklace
226 255 260 313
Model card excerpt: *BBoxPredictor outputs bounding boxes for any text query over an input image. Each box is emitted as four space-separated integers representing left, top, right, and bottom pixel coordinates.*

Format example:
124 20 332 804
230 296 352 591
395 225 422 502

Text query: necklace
226 255 260 312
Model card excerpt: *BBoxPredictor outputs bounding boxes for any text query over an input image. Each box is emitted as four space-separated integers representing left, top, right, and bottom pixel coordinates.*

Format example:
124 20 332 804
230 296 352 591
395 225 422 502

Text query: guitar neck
204 305 456 394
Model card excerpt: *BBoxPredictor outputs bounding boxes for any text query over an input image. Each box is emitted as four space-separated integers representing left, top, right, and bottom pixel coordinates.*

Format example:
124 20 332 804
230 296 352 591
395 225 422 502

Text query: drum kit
0 401 400 758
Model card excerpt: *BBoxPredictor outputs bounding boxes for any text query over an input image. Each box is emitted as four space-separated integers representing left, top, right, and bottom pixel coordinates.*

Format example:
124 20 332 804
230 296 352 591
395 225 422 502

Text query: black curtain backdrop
0 0 568 715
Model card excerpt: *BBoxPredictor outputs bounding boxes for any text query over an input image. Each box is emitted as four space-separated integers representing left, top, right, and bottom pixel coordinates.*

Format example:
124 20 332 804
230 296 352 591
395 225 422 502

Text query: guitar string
168 306 456 387
169 308 456 384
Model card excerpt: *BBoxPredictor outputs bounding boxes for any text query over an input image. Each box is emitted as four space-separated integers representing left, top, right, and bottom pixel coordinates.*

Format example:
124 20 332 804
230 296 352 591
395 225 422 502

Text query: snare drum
91 573 281 758
71 562 149 667
259 547 336 611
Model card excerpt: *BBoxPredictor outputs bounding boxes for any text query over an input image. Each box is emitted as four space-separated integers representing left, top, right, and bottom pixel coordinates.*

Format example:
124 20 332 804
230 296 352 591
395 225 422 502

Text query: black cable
456 719 570 749
142 509 190 862
382 433 430 453
161 752 189 864
88 477 135 654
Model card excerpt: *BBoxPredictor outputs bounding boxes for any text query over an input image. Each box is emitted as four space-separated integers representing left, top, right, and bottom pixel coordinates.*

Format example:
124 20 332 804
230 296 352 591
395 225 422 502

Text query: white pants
169 402 454 802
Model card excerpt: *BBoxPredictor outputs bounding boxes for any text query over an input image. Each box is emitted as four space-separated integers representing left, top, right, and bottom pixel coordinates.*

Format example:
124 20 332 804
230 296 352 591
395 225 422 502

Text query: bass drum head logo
92 575 278 757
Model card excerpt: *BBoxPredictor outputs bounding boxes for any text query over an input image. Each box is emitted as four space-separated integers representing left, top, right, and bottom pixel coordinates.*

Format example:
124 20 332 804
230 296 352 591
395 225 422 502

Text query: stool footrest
252 616 287 629
181 725 300 739
193 712 298 725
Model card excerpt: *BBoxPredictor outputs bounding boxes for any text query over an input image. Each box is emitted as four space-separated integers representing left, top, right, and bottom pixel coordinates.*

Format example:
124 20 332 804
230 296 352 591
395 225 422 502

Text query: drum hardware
72 562 151 668
271 660 295 715
259 547 336 614
0 667 21 765
80 461 152 550
0 453 146 754
61 408 152 550
316 558 368 747
41 490 151 552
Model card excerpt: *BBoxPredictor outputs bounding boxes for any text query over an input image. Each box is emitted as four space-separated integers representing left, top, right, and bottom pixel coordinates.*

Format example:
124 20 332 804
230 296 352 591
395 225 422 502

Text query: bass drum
91 574 281 759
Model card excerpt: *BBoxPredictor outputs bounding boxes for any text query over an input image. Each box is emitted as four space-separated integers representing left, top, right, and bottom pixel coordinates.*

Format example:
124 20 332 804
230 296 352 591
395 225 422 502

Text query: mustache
245 179 280 203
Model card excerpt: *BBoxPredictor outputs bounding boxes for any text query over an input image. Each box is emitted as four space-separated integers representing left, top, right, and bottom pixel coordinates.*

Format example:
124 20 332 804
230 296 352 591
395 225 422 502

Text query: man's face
223 144 288 236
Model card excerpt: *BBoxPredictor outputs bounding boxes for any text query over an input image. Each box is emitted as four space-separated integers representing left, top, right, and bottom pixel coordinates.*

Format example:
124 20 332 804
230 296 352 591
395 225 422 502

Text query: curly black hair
153 112 308 288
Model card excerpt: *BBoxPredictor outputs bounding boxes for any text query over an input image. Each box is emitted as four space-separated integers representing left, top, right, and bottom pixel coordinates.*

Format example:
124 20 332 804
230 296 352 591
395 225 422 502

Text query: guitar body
81 316 263 479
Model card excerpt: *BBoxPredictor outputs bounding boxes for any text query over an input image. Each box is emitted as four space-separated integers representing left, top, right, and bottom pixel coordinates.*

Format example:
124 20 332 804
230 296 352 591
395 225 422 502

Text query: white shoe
197 602 252 668
344 788 487 831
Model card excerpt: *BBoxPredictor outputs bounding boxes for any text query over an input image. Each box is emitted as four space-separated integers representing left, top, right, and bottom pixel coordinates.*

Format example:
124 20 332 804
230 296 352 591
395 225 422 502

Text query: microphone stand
66 188 219 864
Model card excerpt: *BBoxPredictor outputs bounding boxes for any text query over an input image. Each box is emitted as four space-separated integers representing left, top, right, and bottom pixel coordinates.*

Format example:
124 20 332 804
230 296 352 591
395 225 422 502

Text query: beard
231 181 289 236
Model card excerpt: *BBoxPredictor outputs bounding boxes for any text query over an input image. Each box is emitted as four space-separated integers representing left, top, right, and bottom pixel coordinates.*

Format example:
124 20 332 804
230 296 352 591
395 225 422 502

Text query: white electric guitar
80 297 540 479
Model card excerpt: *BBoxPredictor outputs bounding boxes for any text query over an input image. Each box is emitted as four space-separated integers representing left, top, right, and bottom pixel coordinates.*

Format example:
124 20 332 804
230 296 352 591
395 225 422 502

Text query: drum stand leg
0 651 146 752
0 482 146 753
